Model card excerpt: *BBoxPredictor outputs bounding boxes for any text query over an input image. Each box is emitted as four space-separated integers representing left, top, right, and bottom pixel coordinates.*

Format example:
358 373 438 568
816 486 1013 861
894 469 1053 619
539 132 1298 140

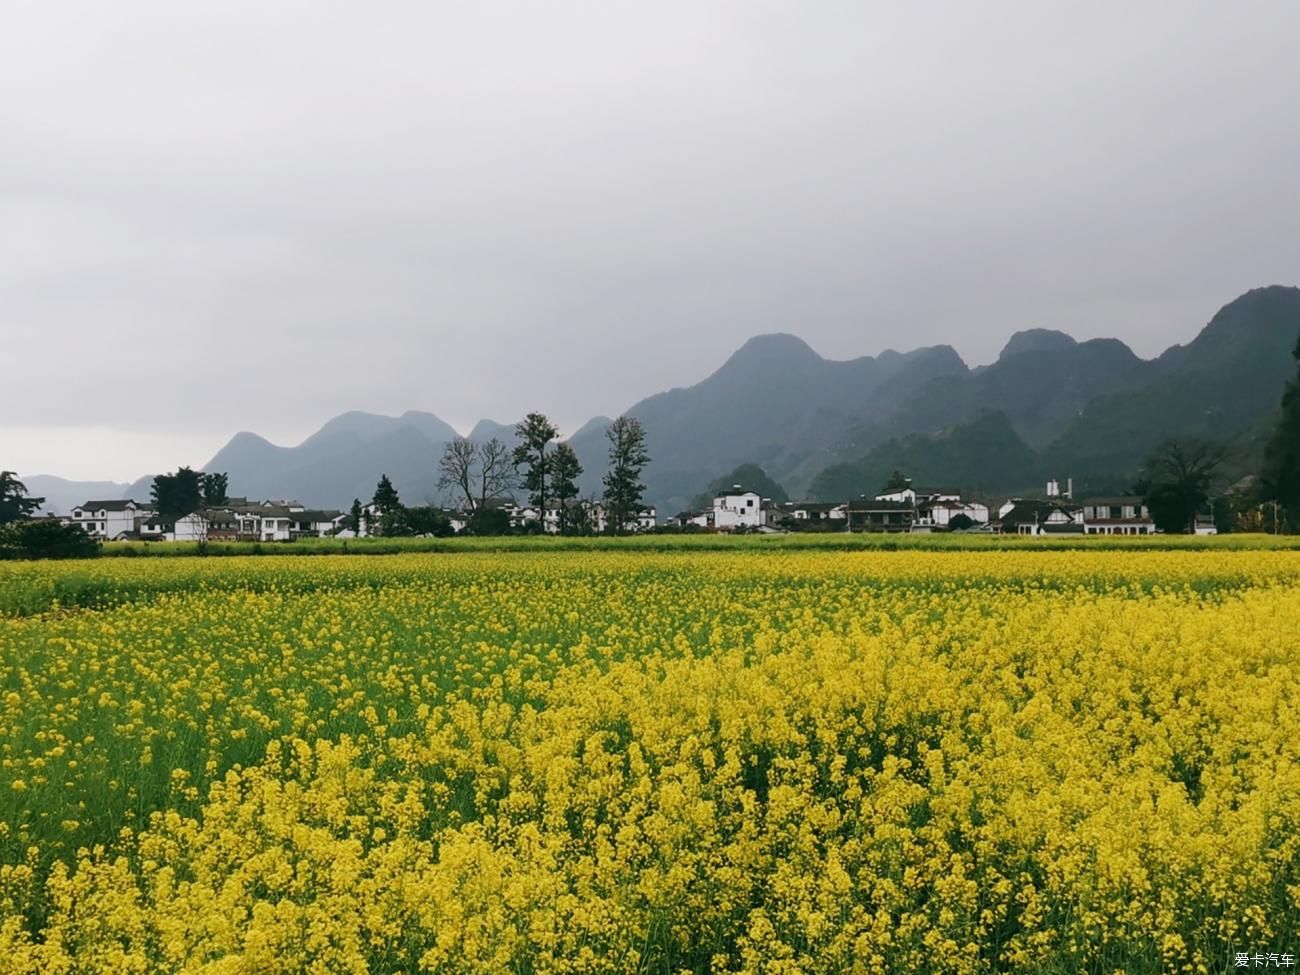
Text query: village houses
80 498 350 543
61 472 1188 543
536 499 656 534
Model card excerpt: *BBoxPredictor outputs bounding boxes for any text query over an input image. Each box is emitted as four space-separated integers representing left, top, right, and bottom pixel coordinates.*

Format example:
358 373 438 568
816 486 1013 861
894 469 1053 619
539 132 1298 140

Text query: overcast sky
3 2 1299 480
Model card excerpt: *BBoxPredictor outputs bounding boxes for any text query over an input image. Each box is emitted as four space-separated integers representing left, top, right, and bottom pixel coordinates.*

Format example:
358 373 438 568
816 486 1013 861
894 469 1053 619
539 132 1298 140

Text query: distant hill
200 411 468 508
198 411 613 509
1042 286 1300 480
466 419 518 445
565 334 968 514
810 412 1041 501
817 286 1300 499
996 328 1078 360
20 475 134 515
26 286 1300 515
880 334 1148 448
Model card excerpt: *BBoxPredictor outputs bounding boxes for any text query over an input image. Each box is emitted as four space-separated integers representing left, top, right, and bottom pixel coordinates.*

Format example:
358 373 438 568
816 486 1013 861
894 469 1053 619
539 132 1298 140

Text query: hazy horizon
9 293 1291 483
5 2 1300 481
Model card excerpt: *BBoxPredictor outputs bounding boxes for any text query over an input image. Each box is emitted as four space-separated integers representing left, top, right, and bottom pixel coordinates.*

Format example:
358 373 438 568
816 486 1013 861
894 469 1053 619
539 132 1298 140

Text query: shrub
0 520 101 560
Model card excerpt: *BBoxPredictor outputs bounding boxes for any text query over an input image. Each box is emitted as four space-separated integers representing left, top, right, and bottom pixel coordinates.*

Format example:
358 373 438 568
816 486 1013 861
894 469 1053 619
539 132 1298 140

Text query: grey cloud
2 1 1298 469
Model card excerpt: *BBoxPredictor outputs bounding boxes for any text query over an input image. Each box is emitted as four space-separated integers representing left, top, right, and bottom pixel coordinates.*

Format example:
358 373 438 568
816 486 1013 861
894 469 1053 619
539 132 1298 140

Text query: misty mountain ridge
27 285 1300 517
996 328 1078 360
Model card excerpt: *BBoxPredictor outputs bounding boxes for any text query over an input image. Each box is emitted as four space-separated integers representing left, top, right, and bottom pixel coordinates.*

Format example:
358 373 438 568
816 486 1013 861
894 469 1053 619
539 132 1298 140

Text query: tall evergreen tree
548 442 583 534
602 415 650 535
201 471 229 506
0 472 43 525
513 413 559 514
151 467 203 520
1262 334 1300 529
349 498 363 534
371 474 406 536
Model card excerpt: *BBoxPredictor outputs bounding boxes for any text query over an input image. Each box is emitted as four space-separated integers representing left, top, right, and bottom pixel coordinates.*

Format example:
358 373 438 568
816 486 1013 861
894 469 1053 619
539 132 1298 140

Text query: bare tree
438 438 479 510
1137 438 1229 533
477 437 515 509
438 437 515 511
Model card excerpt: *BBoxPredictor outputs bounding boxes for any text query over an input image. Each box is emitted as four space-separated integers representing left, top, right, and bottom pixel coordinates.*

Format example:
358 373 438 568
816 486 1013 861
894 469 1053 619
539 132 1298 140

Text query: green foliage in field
3 549 1300 972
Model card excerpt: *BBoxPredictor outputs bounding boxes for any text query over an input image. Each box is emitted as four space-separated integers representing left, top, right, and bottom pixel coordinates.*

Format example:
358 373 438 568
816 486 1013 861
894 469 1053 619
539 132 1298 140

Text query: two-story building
255 506 294 541
846 498 914 532
67 500 154 540
1078 497 1156 535
713 487 765 530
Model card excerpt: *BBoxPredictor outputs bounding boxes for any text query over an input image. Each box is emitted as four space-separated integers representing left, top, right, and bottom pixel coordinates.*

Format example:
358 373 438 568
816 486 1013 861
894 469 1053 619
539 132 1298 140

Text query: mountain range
25 285 1300 516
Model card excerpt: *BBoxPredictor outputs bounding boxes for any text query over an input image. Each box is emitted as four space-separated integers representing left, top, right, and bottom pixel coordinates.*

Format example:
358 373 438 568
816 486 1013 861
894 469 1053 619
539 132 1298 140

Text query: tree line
357 412 651 537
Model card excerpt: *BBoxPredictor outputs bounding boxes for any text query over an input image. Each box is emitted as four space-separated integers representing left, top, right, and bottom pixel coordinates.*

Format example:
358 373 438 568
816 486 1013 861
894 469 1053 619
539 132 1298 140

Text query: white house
67 500 152 540
207 502 298 540
253 506 294 541
290 510 347 538
875 485 961 506
135 511 205 542
542 501 566 534
139 515 172 540
513 505 542 529
779 501 847 525
1078 497 1156 535
172 512 209 542
129 499 349 542
541 500 616 534
712 487 764 530
667 510 713 529
587 501 655 534
996 500 1083 535
914 499 990 530
875 487 915 505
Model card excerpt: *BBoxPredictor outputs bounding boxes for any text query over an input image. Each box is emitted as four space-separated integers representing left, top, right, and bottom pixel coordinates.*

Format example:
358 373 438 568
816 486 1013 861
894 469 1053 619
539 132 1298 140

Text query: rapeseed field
2 548 1299 973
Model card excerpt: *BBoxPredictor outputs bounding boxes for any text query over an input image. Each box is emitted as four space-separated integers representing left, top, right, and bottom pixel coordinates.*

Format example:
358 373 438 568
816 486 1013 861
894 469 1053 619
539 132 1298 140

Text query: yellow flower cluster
2 550 1300 973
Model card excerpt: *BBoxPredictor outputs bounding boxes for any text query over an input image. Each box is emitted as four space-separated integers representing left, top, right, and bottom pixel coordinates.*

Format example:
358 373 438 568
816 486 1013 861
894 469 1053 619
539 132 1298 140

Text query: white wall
713 492 762 528
172 513 207 541
69 504 138 539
